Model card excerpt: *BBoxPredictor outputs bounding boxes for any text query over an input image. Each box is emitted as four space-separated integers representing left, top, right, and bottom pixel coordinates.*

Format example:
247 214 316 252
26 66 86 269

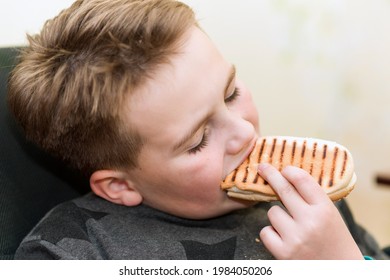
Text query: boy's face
125 26 260 219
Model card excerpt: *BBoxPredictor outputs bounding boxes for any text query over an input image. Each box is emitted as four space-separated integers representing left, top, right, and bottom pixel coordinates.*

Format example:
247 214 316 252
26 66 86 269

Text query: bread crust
221 136 356 202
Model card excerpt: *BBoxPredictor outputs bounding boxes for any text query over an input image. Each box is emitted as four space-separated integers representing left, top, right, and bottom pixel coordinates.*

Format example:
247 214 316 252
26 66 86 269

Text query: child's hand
258 163 363 260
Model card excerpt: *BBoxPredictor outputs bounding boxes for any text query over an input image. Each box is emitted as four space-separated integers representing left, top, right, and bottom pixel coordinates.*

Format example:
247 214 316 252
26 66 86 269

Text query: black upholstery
0 47 89 259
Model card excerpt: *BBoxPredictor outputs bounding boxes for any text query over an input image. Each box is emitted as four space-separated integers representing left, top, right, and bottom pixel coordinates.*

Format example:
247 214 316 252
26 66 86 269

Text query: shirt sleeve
14 201 106 260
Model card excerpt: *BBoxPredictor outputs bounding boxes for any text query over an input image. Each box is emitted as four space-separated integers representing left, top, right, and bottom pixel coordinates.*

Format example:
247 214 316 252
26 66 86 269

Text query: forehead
124 27 231 146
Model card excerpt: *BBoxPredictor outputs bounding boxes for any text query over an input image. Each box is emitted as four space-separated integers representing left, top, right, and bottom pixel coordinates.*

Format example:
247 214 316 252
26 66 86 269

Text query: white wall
0 0 74 47
1 0 390 247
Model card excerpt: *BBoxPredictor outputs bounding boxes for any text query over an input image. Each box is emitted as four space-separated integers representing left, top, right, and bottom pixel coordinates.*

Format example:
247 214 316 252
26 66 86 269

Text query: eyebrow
225 65 236 94
172 65 236 152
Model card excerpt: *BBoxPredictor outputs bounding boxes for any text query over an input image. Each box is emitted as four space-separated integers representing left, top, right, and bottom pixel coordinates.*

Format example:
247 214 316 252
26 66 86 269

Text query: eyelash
188 129 209 154
225 87 240 103
187 87 239 155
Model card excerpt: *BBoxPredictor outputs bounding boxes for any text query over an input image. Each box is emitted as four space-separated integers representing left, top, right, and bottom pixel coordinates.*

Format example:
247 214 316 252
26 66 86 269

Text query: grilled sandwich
221 136 356 202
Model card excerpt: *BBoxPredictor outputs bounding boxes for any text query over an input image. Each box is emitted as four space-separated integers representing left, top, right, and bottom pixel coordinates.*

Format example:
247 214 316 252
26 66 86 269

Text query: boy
8 0 386 259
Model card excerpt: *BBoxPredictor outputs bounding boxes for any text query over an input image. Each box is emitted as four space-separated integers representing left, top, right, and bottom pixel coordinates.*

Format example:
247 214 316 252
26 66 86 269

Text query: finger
258 163 307 216
282 166 329 205
259 225 284 258
267 205 295 238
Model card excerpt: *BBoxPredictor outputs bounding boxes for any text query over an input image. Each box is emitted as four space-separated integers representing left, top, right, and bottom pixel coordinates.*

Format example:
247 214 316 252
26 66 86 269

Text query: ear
90 170 143 207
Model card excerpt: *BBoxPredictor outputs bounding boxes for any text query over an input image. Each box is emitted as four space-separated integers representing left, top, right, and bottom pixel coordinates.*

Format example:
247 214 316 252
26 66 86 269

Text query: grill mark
340 150 348 178
258 138 267 163
269 138 277 163
318 144 327 186
266 138 277 186
231 168 238 182
260 138 278 186
322 144 327 159
253 138 267 184
242 159 250 183
312 142 318 158
310 142 317 175
329 147 339 187
279 140 286 171
300 140 307 168
291 141 296 165
318 170 323 186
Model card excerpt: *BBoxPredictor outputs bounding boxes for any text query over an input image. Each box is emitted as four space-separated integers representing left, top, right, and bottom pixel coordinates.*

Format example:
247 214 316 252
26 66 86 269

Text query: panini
221 136 356 201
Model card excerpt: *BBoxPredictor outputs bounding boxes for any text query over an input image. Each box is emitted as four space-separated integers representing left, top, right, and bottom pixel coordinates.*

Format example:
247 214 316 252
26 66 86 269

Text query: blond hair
8 0 196 176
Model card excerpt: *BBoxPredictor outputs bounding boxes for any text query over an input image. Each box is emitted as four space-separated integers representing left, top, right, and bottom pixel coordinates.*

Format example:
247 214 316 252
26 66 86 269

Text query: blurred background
1 0 389 248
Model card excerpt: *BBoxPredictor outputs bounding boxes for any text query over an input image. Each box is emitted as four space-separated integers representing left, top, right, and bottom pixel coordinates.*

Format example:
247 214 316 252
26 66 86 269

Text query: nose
224 112 256 156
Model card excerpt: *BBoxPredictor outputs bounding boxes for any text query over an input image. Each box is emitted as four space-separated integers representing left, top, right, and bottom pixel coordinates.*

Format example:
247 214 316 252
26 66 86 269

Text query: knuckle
278 181 294 198
280 246 295 260
288 169 308 183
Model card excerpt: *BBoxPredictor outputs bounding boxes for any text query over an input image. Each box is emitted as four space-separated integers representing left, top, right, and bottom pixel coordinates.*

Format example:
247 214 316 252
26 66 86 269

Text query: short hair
8 0 196 176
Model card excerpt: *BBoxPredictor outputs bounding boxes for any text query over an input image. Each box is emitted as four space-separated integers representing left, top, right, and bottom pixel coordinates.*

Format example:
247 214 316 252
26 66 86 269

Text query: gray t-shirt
14 193 388 260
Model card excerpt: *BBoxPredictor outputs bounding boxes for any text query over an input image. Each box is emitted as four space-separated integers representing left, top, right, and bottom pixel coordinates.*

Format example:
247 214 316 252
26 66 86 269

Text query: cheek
179 153 224 191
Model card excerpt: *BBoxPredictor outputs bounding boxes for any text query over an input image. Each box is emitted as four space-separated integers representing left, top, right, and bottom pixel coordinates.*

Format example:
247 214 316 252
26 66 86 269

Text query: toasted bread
221 136 356 202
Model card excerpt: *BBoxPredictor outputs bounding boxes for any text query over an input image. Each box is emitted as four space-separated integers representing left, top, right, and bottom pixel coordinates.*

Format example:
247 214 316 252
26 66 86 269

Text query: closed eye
225 87 240 103
188 129 209 154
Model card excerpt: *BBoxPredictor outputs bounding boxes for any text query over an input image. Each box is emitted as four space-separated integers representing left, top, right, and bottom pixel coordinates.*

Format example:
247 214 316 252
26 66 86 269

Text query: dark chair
0 47 89 259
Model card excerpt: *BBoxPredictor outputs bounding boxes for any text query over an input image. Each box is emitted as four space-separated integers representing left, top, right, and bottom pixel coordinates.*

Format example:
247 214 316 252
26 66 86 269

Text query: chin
205 198 255 219
177 204 242 220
